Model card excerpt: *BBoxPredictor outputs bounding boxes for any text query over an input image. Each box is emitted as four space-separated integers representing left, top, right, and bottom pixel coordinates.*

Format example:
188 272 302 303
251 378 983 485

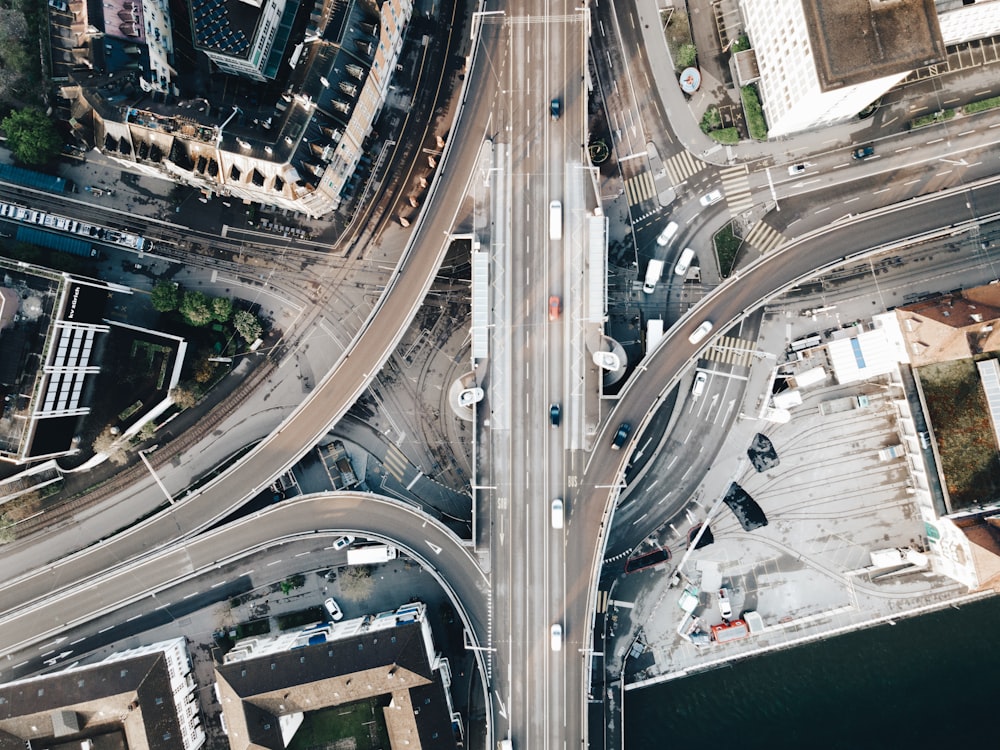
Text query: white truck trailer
346 544 398 565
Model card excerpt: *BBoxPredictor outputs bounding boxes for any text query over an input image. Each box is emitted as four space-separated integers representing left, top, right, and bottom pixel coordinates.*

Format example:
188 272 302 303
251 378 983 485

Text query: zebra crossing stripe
719 165 753 212
664 151 703 185
384 446 407 480
745 222 786 253
597 590 609 613
625 172 655 206
706 336 755 367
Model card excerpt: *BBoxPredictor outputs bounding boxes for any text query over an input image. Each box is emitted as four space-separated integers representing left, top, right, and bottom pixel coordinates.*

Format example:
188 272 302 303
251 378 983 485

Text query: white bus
548 200 562 240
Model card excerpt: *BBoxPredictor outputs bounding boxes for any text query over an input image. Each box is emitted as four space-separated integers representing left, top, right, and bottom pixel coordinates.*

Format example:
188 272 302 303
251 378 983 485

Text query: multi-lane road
482 3 590 748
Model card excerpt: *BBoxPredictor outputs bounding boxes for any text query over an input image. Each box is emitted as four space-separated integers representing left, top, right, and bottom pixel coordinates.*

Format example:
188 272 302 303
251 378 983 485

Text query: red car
549 295 561 321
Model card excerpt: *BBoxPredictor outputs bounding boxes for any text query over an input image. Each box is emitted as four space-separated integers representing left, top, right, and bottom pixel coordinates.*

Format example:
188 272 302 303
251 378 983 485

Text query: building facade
740 0 945 137
0 637 204 750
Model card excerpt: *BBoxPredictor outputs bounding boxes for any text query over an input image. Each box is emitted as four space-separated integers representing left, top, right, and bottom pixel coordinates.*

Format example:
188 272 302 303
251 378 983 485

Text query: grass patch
675 43 697 69
286 698 390 750
701 107 739 144
909 108 956 130
661 8 693 70
918 357 1000 509
963 95 1000 115
276 607 325 631
708 127 740 144
741 85 767 140
713 223 743 277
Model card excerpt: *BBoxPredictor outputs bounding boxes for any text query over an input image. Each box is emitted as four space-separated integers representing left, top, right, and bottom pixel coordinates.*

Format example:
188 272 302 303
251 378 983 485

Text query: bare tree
338 566 375 600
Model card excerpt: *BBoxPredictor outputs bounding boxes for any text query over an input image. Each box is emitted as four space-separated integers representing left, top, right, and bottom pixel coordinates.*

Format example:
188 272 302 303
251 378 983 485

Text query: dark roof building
217 602 461 750
59 0 414 217
0 638 204 750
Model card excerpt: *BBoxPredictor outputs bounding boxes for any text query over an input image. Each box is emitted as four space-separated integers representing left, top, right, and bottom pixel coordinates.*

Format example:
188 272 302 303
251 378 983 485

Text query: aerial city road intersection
3 0 1000 749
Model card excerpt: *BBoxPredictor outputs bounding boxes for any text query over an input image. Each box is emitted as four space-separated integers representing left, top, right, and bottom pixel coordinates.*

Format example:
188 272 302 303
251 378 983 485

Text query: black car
611 422 631 450
852 145 875 160
549 402 561 427
550 98 560 121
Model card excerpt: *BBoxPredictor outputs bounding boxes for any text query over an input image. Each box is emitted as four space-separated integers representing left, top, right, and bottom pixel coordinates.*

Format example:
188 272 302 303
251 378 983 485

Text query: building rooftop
896 284 1000 367
0 651 185 750
216 605 459 750
802 0 946 90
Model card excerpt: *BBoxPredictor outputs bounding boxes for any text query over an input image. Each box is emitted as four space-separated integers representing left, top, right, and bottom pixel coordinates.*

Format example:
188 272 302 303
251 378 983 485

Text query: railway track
10 356 277 542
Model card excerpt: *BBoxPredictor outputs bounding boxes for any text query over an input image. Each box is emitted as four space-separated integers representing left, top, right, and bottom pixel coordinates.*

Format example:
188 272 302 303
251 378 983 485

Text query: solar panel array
41 324 100 415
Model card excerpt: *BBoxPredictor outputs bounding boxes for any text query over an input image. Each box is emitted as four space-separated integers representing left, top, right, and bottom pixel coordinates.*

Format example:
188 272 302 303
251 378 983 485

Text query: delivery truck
346 544 398 565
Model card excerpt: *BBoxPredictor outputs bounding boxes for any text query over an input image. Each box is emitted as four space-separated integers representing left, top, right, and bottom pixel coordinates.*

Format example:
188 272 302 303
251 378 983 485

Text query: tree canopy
210 296 233 323
2 108 62 166
179 290 213 326
150 281 180 312
233 310 263 342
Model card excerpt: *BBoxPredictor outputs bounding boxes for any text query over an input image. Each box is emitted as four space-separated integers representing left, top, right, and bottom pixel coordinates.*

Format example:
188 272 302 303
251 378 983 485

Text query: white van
643 259 665 293
551 498 564 529
549 200 562 240
656 221 679 247
674 247 695 276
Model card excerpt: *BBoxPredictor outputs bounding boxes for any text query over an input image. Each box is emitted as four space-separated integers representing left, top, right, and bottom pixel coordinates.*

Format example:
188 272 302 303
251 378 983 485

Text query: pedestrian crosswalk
664 150 704 185
624 171 655 206
383 445 408 482
597 590 610 614
703 335 756 368
719 165 753 213
745 221 786 254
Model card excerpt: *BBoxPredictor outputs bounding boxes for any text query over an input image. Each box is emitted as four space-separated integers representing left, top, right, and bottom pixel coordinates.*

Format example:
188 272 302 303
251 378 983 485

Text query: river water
624 594 1000 748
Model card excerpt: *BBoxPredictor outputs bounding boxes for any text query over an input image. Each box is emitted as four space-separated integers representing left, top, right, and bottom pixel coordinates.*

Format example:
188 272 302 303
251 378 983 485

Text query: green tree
676 43 697 69
699 106 721 134
150 281 180 312
210 296 233 323
233 310 263 342
180 290 212 326
1 109 62 166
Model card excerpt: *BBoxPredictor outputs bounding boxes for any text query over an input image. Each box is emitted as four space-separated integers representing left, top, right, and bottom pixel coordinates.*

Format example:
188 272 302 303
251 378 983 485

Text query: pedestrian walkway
744 221 787 254
663 150 705 186
702 335 756 368
383 444 408 482
624 171 656 207
719 165 752 214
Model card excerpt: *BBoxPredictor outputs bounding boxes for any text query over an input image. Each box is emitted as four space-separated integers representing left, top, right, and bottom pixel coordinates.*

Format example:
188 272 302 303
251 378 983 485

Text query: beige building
61 0 413 217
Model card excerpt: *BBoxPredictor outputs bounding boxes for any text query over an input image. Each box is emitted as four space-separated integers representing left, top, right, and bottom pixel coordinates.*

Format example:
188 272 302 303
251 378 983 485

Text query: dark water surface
624 595 1000 749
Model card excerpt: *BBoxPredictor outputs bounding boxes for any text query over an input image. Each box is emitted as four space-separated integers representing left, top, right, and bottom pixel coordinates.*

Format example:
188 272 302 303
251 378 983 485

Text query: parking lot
610 317 972 685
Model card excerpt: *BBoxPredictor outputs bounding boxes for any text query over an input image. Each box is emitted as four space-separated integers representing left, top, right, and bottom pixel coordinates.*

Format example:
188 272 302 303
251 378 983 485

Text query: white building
740 0 946 137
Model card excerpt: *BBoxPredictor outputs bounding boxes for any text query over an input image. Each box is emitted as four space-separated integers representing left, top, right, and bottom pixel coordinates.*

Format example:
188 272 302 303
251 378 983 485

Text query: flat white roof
827 327 897 384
